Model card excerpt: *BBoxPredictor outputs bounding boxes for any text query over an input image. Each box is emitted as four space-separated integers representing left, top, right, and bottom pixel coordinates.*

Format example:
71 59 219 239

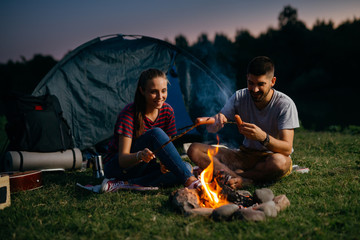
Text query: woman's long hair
133 68 166 139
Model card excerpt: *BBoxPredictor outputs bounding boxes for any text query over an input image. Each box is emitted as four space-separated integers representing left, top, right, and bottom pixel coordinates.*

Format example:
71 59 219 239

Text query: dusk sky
1 0 359 63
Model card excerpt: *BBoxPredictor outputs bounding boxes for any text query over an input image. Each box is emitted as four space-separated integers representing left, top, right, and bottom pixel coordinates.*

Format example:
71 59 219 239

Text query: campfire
170 138 291 221
198 142 229 208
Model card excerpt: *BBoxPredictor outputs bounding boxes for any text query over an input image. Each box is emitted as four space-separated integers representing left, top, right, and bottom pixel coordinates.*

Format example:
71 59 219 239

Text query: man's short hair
247 56 275 78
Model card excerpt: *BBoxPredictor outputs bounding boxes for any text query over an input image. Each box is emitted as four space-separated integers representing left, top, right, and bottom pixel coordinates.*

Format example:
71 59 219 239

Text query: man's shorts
215 145 292 179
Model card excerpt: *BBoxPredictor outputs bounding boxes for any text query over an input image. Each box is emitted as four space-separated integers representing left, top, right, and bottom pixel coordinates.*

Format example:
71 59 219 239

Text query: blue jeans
104 128 193 187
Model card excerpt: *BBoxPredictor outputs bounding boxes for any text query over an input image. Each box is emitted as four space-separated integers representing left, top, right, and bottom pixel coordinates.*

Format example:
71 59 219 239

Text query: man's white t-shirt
220 88 300 151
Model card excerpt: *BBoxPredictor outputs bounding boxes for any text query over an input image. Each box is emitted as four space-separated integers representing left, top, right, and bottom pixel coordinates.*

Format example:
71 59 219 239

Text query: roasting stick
153 115 242 155
153 117 215 154
177 120 236 132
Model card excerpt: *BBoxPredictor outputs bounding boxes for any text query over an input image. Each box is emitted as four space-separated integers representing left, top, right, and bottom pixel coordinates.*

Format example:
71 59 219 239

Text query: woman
102 68 199 191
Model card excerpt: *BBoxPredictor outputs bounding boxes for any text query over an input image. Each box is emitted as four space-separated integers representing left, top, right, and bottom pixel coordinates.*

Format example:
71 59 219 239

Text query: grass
1 129 360 239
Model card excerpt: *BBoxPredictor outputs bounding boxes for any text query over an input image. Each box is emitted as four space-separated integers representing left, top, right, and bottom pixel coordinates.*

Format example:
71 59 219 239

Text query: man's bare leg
187 143 252 188
228 153 291 188
187 143 237 176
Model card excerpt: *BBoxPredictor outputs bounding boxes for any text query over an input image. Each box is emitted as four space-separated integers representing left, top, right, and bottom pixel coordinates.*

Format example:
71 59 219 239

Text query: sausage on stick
234 114 243 131
195 117 215 126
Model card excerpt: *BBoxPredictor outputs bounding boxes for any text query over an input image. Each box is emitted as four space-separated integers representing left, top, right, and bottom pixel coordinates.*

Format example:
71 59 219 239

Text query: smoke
176 58 244 146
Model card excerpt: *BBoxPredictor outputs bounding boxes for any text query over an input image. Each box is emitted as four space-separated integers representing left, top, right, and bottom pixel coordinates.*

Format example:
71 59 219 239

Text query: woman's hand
138 148 155 163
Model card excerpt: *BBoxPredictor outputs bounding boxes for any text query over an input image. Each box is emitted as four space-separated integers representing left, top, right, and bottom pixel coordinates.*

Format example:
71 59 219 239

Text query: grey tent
32 34 232 150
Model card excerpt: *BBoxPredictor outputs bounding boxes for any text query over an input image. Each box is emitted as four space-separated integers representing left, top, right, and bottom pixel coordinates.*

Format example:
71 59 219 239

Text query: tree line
174 5 360 130
1 5 359 131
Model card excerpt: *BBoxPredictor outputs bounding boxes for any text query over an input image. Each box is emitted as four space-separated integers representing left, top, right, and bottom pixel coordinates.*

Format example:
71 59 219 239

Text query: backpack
4 94 74 152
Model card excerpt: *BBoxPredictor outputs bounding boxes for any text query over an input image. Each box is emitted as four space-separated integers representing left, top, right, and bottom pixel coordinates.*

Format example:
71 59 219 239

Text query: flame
199 136 229 208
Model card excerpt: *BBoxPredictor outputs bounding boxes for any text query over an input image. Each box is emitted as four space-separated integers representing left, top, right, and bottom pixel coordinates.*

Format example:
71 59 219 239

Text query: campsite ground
0 128 360 239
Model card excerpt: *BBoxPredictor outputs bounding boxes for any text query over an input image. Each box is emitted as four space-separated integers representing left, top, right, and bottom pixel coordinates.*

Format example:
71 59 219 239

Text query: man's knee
187 143 211 167
187 143 202 160
267 154 291 176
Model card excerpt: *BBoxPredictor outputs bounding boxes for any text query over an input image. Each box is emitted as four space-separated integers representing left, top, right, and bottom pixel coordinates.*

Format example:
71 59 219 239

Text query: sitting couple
102 56 299 192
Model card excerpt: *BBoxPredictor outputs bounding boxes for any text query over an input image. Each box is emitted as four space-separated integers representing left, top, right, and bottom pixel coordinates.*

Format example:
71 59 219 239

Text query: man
187 56 300 189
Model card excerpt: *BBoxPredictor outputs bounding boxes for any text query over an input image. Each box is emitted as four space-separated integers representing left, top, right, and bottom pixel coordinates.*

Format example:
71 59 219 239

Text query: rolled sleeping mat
4 148 83 172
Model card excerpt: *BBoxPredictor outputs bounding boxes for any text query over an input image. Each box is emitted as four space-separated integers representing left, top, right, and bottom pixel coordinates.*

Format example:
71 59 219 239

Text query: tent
32 34 233 150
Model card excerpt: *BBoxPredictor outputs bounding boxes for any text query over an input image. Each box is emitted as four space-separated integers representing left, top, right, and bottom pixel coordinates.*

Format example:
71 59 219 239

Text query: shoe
292 165 310 173
187 179 202 190
101 178 126 192
101 178 159 192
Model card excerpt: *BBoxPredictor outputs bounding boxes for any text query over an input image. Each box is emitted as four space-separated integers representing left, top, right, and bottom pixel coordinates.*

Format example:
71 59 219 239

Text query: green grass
1 129 360 240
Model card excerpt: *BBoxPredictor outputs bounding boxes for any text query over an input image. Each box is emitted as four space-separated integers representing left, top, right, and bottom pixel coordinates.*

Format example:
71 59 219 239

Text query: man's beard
250 88 271 102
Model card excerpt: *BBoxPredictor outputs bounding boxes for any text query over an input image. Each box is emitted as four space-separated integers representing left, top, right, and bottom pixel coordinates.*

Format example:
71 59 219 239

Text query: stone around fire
185 207 214 217
170 188 201 214
273 194 290 212
253 201 278 217
254 188 274 203
212 203 239 221
235 207 267 221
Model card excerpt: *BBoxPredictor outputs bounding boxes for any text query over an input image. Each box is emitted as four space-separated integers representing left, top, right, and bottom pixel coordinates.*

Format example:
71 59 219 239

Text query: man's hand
206 113 227 133
238 122 267 142
238 122 295 156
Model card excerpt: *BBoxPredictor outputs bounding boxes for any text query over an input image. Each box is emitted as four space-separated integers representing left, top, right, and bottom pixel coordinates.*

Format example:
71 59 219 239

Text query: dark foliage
174 5 360 130
0 54 58 115
0 54 57 95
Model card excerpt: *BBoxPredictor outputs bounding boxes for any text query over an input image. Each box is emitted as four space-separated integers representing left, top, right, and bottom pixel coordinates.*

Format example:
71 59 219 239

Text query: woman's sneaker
187 179 202 190
101 178 126 192
101 178 159 192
